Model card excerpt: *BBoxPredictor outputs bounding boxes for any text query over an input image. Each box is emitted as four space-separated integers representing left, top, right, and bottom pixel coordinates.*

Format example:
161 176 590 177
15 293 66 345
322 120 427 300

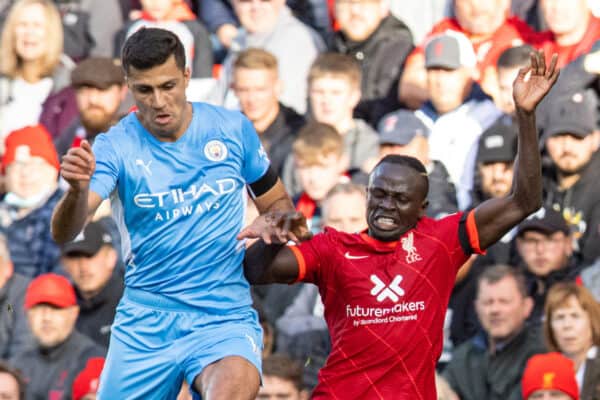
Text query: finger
282 217 292 235
538 49 546 73
61 171 92 181
80 140 93 154
288 232 300 243
62 154 92 170
64 149 94 167
547 53 558 79
530 51 538 74
237 227 257 240
261 231 272 245
60 164 91 177
515 65 530 82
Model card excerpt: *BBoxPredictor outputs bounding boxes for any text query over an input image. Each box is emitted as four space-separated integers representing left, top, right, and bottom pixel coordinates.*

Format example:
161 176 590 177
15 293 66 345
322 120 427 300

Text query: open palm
513 50 559 113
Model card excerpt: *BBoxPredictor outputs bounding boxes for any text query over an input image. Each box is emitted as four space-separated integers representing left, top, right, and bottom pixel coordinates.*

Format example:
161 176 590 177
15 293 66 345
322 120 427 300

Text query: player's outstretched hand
237 211 313 244
60 140 96 192
513 50 559 114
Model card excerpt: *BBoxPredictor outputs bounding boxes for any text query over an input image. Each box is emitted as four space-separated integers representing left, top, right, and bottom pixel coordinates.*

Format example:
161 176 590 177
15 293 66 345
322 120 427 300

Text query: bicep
271 246 301 284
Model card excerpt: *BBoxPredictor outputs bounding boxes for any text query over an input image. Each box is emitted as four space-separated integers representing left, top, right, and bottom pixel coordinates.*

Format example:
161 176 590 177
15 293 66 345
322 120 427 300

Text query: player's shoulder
415 212 465 234
192 102 247 129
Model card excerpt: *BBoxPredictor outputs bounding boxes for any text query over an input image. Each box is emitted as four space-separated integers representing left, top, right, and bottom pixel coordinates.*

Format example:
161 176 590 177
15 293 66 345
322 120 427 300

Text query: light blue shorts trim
97 287 263 399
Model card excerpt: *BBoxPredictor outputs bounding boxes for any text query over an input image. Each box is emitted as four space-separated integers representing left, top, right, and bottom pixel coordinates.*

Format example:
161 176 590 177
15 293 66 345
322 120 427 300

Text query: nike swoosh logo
344 252 369 260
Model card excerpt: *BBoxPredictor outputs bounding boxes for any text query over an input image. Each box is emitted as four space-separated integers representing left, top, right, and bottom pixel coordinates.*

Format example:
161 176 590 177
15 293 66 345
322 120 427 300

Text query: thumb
80 140 93 153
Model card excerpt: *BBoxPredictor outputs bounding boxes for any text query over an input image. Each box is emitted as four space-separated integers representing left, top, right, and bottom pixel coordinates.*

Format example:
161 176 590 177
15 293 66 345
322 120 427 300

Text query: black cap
71 57 125 90
517 207 570 236
542 91 596 140
61 221 113 257
477 117 518 164
377 110 430 145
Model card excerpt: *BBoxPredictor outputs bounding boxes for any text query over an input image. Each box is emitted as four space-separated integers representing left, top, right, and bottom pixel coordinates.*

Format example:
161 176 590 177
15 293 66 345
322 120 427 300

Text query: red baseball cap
522 352 579 400
72 357 105 400
24 273 77 310
2 125 60 173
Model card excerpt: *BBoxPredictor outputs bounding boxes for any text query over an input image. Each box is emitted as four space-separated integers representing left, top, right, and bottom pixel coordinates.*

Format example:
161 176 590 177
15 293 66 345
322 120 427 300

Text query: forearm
243 240 286 284
512 108 543 213
51 188 90 244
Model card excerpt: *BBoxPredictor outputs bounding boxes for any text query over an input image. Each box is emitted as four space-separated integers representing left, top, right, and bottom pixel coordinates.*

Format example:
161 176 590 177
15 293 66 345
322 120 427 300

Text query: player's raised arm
473 50 559 250
51 140 103 243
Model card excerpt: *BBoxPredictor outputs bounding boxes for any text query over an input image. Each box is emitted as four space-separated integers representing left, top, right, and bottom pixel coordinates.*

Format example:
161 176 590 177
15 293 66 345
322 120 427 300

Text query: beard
80 107 117 136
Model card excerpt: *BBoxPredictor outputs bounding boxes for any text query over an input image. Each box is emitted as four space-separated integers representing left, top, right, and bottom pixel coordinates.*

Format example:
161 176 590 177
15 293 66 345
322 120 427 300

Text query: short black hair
121 27 186 74
371 154 429 199
476 264 528 299
497 45 534 69
0 361 26 399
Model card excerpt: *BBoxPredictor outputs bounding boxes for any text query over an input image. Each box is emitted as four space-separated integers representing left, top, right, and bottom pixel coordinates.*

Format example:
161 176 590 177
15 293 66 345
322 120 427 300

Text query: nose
491 163 506 179
151 90 166 109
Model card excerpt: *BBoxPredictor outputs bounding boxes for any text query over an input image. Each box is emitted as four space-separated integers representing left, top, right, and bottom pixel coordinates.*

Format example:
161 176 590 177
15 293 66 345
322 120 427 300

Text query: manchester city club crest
204 140 228 162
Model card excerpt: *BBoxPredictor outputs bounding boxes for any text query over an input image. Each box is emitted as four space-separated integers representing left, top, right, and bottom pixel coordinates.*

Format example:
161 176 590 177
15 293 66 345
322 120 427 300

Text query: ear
349 86 361 109
274 77 283 98
522 296 534 319
419 199 429 218
590 130 600 151
184 66 191 87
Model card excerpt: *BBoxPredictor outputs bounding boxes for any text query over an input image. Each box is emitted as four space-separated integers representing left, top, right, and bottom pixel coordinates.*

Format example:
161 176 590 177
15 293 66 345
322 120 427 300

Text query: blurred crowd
1 0 600 398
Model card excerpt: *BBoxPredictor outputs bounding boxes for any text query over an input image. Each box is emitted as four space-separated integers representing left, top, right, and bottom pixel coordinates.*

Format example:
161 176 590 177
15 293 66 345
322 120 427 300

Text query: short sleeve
288 231 334 285
90 134 121 200
240 116 270 184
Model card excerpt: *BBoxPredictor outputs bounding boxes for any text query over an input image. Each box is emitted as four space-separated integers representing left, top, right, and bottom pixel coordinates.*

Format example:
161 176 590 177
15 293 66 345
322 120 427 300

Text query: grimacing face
27 304 79 348
366 163 428 242
127 55 191 140
475 276 532 341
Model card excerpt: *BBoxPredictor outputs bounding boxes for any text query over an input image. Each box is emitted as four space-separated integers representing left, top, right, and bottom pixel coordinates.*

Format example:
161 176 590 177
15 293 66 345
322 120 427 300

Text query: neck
556 14 591 46
19 59 45 83
335 117 355 137
558 172 581 190
253 103 280 134
568 349 589 371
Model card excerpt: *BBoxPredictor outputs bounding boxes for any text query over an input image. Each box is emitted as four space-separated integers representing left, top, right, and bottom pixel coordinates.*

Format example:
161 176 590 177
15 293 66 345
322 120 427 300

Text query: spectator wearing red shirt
399 0 543 109
538 0 600 68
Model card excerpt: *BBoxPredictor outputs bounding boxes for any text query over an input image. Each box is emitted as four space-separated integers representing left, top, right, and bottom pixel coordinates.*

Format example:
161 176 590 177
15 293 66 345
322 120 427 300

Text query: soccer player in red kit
241 50 559 400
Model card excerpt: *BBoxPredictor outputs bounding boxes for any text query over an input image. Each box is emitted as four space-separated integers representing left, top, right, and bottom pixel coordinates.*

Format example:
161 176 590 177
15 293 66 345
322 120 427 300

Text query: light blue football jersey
90 103 270 311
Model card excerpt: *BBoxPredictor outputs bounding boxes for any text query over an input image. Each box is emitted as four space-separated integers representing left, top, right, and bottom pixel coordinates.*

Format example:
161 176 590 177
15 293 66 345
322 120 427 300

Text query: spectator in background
10 274 105 400
51 57 127 157
222 0 325 114
0 361 25 400
320 182 367 233
257 354 308 400
60 221 124 349
0 0 74 144
0 235 33 360
115 0 213 78
541 91 600 265
516 207 581 323
521 352 580 400
0 126 63 278
495 45 534 115
377 109 458 219
331 0 413 125
54 0 124 60
308 53 379 173
399 0 541 109
539 0 600 69
71 357 105 400
232 48 305 175
285 122 349 232
443 265 546 400
544 283 600 399
420 31 501 209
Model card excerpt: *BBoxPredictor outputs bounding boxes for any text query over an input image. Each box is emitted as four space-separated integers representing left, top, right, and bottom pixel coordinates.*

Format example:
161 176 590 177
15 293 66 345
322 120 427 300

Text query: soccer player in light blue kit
51 28 309 399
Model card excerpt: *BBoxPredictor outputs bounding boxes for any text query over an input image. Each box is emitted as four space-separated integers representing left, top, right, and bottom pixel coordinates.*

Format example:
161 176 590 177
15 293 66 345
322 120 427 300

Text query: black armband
248 165 278 198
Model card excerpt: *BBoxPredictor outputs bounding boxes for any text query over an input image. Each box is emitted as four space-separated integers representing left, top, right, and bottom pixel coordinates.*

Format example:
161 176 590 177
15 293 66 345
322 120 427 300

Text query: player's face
475 276 532 341
257 376 305 400
62 246 117 300
546 133 598 175
126 55 191 140
550 295 594 359
478 161 513 198
516 231 571 277
27 304 79 348
366 163 427 242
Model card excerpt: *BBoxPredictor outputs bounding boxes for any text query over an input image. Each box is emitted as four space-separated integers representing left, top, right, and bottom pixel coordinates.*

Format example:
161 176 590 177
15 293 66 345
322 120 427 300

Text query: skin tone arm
51 140 103 244
474 50 559 249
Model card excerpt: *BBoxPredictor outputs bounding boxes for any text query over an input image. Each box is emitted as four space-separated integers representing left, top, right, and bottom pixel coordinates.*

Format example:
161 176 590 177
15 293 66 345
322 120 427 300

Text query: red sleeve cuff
289 246 306 282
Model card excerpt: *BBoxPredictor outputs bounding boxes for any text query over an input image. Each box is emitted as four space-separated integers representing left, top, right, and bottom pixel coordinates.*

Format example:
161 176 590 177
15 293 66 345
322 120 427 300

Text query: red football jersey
289 211 482 400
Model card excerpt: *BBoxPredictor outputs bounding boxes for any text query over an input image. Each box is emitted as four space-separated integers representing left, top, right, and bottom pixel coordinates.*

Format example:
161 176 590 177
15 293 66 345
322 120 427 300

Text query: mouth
154 113 172 125
372 215 398 231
